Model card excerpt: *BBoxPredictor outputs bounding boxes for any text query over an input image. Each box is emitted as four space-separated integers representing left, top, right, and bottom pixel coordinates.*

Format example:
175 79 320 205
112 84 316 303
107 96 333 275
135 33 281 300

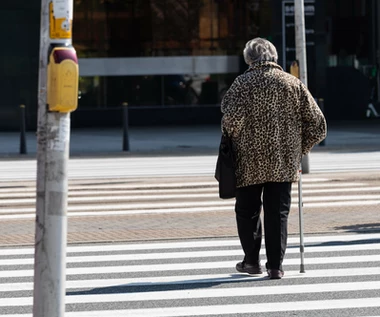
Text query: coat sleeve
299 83 327 155
221 76 246 137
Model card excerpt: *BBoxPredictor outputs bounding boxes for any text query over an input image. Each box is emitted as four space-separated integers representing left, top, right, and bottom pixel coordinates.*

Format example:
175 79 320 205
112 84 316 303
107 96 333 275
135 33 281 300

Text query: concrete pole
294 0 309 174
33 0 74 316
294 0 308 86
376 0 380 103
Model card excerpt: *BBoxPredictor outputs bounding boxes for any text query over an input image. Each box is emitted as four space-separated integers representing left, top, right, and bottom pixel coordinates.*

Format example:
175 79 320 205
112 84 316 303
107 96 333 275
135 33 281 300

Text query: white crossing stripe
2 232 380 255
3 192 380 205
3 298 380 317
3 201 380 219
0 206 235 220
2 247 380 278
1 199 380 220
1 281 380 307
56 298 380 316
0 200 234 211
0 182 368 197
2 267 380 292
1 251 380 267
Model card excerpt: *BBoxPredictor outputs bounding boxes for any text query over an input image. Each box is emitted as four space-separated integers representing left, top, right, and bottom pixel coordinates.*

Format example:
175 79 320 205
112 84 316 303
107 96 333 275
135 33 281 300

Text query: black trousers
235 182 292 271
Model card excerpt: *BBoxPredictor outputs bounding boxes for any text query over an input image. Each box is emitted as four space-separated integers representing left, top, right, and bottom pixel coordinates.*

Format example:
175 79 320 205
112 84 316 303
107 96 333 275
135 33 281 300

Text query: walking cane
298 162 306 273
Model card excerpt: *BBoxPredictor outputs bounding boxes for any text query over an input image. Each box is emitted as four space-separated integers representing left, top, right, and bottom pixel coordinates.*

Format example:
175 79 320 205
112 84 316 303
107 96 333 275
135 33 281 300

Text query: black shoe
236 261 262 275
267 269 284 279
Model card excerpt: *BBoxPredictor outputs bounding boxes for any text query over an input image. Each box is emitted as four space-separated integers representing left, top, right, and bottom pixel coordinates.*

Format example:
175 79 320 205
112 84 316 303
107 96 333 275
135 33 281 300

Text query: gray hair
243 38 278 65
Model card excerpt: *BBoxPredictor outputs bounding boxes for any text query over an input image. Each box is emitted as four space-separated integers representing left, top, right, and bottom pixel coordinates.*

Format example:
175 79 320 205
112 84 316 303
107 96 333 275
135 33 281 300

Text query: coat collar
247 61 283 72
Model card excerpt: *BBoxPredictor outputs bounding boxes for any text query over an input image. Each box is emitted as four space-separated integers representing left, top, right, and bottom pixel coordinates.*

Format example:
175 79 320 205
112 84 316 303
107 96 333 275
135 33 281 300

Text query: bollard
19 104 27 154
122 102 130 151
318 98 326 146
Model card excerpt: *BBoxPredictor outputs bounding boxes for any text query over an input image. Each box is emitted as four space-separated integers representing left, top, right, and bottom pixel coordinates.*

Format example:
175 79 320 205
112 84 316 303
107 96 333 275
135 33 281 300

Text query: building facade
0 0 376 130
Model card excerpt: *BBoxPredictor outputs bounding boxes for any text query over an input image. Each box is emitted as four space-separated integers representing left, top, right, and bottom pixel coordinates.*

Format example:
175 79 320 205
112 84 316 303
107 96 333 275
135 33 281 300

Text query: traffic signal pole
294 0 310 175
294 0 308 87
33 0 78 316
294 0 310 174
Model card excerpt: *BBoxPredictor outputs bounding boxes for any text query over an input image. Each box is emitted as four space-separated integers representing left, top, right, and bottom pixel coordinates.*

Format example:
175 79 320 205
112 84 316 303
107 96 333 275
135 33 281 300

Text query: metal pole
372 0 377 67
161 76 165 106
294 0 307 273
298 166 305 273
19 104 27 154
281 1 287 70
210 0 214 50
33 0 76 316
122 102 130 151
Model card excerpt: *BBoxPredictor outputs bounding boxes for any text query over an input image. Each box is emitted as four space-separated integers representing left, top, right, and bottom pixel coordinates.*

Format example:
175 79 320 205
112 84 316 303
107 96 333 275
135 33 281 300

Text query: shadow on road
334 223 380 234
66 274 268 296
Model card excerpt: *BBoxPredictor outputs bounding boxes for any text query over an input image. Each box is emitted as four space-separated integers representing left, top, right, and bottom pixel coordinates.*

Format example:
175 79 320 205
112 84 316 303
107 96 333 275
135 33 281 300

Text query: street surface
0 151 380 315
0 171 380 244
1 151 380 181
1 234 380 316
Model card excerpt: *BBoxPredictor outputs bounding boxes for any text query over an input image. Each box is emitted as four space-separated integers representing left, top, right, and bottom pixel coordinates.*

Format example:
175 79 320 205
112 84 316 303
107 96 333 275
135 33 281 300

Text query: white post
376 0 380 103
294 0 310 176
294 0 308 86
33 0 75 316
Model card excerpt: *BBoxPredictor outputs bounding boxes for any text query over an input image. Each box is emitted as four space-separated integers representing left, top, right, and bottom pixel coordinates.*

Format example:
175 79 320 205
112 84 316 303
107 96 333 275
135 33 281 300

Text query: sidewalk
1 120 380 158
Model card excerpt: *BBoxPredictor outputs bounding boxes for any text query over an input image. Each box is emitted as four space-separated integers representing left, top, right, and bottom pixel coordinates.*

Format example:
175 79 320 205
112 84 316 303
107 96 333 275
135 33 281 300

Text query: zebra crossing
0 174 379 221
1 233 380 316
2 151 380 181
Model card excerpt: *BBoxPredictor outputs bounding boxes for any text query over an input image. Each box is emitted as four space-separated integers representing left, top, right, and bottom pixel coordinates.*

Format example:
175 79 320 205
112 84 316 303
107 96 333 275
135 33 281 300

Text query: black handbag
214 133 236 199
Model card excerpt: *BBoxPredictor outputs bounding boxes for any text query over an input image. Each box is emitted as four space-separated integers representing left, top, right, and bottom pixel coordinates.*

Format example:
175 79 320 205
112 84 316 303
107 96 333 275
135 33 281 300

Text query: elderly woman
221 38 326 279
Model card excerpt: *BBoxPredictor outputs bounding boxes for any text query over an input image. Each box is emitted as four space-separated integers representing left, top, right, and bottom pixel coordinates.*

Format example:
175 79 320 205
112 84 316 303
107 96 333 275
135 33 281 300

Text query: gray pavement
1 120 380 158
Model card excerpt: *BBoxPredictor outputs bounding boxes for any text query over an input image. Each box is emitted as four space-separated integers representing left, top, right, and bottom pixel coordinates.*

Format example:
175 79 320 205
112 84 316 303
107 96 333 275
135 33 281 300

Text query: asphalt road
1 151 380 181
1 233 380 316
1 152 380 316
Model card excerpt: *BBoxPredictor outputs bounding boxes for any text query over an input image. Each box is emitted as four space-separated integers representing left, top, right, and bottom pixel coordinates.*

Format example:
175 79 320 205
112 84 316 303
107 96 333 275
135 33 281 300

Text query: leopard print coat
221 61 326 188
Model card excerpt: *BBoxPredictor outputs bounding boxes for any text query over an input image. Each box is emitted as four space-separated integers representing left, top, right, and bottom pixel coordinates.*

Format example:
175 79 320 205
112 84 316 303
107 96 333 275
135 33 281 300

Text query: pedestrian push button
47 46 79 113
